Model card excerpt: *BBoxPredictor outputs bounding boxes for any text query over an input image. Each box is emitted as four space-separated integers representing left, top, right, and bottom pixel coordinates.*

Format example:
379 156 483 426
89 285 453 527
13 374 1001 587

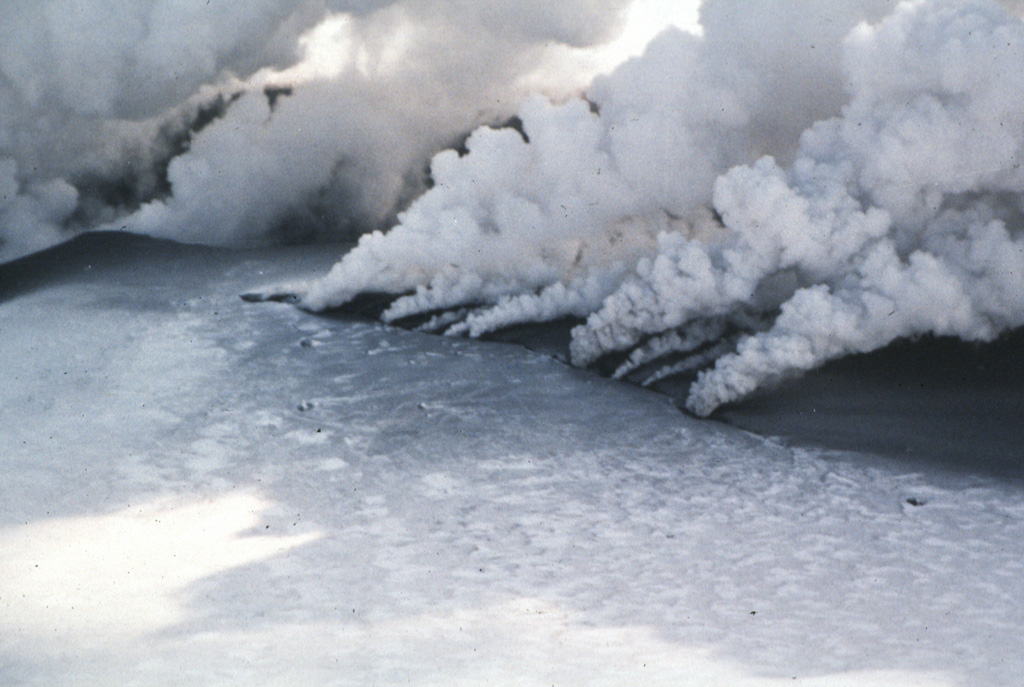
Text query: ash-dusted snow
1 238 1022 686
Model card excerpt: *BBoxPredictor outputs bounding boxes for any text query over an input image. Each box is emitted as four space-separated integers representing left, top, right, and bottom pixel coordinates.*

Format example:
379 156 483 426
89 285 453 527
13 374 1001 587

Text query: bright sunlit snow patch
0 492 320 642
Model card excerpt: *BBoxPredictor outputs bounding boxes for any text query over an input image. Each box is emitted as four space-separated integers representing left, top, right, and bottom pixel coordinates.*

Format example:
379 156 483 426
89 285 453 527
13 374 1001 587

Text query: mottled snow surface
1 235 1023 685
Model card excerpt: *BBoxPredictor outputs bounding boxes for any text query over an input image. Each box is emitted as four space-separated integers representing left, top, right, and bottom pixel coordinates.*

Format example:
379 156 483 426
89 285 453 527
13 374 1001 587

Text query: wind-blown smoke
0 0 320 259
1 0 659 260
298 0 1024 415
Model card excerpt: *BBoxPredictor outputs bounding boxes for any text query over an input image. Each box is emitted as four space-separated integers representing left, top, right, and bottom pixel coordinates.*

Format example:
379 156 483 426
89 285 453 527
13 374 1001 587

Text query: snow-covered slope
1 234 1023 685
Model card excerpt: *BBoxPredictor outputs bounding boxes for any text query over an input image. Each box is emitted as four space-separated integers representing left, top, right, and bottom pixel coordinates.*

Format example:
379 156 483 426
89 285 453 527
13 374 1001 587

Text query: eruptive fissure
5 0 1024 414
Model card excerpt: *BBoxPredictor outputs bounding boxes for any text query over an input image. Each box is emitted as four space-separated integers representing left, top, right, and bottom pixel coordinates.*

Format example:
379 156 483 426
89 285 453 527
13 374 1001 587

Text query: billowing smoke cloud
7 0 1023 416
0 0 322 258
0 0 646 260
296 0 1024 415
300 0 894 313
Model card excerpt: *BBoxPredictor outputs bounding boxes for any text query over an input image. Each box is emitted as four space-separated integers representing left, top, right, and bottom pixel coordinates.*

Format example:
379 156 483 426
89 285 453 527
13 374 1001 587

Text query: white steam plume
1 0 658 261
0 0 324 261
299 0 1024 415
574 0 1024 415
301 0 892 313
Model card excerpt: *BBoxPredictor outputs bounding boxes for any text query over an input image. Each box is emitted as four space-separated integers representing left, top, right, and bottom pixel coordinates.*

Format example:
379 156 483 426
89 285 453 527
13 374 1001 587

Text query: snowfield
1 234 1023 685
